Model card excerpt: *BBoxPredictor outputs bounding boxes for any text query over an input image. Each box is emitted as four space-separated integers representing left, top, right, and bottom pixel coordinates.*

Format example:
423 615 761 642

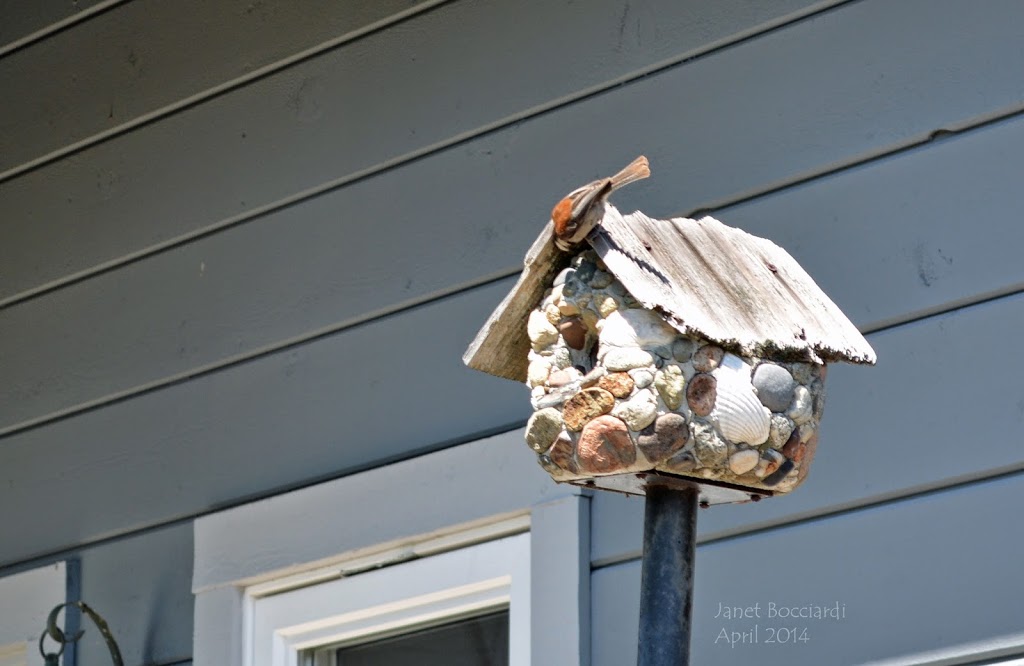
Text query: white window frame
253 531 529 666
0 563 69 666
192 429 590 666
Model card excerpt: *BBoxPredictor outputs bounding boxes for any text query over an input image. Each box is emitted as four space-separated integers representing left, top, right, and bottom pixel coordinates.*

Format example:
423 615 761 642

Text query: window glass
334 610 509 666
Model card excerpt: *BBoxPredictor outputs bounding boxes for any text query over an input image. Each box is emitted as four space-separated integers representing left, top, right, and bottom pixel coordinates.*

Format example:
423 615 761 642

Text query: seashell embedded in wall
520 249 829 496
710 354 771 446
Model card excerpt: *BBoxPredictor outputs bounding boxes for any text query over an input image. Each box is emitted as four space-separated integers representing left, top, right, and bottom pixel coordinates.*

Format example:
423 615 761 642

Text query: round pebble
752 363 796 412
525 408 563 453
787 385 813 424
686 373 717 417
692 345 724 372
661 450 697 474
598 372 635 398
535 390 572 410
527 358 552 387
768 414 795 449
528 309 559 349
762 448 785 476
597 295 619 317
599 309 677 349
611 389 658 431
558 299 581 316
576 415 637 474
781 430 806 463
629 368 654 389
559 317 588 350
654 364 685 410
672 337 697 362
637 413 689 464
728 448 760 475
580 366 608 388
693 423 728 467
547 367 582 388
650 344 673 360
551 346 572 369
603 348 655 372
562 387 616 431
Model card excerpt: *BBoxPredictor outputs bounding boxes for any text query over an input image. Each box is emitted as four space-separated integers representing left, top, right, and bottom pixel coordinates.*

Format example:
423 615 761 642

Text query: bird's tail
608 155 651 192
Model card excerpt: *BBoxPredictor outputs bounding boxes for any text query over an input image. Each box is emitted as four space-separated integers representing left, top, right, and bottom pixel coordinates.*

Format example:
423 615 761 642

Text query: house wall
1 1 1022 664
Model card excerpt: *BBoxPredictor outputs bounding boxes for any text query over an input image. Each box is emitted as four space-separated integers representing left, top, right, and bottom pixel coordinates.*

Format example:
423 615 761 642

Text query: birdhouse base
567 471 771 506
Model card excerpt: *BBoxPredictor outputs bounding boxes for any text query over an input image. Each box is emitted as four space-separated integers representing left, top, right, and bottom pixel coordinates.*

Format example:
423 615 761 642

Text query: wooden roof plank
464 205 875 383
462 224 572 381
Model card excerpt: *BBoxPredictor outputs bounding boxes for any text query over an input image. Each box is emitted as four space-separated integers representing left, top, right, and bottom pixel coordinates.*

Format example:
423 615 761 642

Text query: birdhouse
464 161 875 505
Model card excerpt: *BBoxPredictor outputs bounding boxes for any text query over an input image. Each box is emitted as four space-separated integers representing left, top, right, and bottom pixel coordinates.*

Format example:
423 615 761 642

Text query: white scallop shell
711 354 771 445
598 309 677 349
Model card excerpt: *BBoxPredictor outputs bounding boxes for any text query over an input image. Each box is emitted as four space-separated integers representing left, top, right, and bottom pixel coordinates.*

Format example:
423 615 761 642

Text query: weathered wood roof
464 205 876 382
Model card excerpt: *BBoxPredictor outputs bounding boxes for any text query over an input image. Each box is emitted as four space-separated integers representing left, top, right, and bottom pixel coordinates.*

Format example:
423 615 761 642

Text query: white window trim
0 563 69 666
192 429 590 666
252 531 529 666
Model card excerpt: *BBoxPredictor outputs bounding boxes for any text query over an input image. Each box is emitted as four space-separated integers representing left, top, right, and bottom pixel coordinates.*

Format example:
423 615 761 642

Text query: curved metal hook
40 601 124 666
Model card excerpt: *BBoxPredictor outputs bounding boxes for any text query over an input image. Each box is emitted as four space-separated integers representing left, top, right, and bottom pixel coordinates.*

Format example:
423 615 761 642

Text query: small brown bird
551 155 651 252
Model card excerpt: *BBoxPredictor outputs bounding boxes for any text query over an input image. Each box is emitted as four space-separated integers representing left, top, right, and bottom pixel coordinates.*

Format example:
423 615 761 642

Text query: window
0 563 69 666
250 530 528 666
192 432 590 666
329 609 509 665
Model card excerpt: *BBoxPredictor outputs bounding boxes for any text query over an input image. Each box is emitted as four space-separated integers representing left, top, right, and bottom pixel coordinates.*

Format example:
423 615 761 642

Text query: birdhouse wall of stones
465 195 875 506
525 248 826 496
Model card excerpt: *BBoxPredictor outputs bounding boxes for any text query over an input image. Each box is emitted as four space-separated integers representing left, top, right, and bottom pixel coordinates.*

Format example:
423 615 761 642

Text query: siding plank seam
0 0 456 185
687 100 1024 219
6 96 1020 317
6 433 1021 600
0 269 517 438
0 0 856 309
4 31 1019 315
0 0 129 59
0 420 527 574
590 464 1024 570
4 247 1022 441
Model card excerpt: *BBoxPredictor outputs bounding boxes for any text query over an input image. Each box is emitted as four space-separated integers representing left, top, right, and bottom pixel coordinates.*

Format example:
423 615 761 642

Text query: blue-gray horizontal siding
591 472 1024 666
4 106 1024 435
0 0 113 54
0 278 528 565
591 291 1024 565
6 0 1024 436
0 0 428 177
0 0 832 305
1 1 1022 665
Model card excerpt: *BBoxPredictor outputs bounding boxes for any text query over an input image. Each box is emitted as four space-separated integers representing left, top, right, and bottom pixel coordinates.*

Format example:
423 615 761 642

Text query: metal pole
637 480 699 666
